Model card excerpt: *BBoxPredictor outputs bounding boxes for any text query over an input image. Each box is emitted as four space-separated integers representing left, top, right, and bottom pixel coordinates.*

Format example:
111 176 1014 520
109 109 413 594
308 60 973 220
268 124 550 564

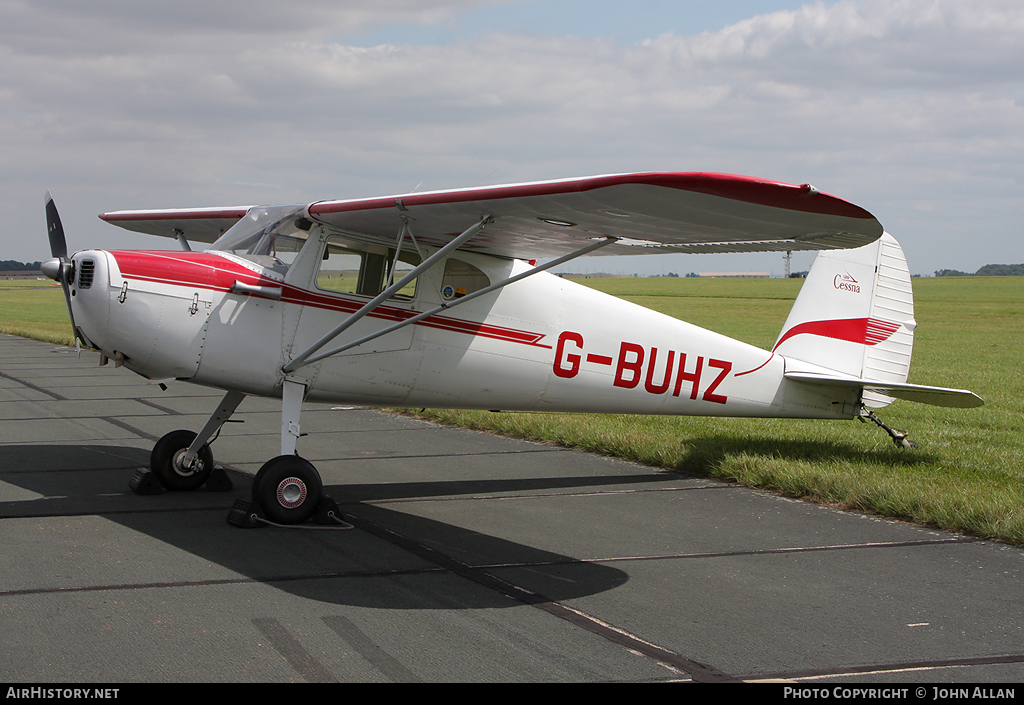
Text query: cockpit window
317 235 420 300
209 205 310 275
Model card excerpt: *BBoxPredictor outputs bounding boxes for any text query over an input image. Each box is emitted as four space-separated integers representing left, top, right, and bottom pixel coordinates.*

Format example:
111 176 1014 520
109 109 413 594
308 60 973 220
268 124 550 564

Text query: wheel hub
276 477 307 509
171 449 201 477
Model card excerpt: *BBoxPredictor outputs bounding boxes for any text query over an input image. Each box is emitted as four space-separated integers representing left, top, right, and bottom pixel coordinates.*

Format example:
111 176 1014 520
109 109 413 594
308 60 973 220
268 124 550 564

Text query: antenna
473 168 500 187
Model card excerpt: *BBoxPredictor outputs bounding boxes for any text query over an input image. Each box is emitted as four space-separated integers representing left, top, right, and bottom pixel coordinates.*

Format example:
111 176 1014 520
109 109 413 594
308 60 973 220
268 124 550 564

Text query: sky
2 0 1022 277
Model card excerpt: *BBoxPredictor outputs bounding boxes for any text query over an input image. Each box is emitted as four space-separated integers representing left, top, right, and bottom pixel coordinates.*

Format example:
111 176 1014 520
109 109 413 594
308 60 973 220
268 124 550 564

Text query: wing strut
284 234 619 371
284 215 493 373
174 229 192 251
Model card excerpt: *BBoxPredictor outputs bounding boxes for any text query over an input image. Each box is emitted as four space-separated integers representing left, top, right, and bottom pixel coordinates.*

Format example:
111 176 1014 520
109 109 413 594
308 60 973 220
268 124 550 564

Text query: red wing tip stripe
774 318 901 352
309 172 874 220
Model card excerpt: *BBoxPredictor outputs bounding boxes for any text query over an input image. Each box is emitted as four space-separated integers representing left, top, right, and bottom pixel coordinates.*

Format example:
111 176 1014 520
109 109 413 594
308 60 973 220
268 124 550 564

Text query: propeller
41 192 81 351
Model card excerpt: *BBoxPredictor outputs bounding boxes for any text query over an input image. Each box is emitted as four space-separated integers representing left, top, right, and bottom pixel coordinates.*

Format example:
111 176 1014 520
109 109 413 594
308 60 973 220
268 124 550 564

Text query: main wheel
252 455 323 525
150 430 214 491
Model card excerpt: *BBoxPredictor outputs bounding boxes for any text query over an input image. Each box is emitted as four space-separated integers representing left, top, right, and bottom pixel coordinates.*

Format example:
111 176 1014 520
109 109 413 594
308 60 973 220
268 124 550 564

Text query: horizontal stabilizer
785 372 984 409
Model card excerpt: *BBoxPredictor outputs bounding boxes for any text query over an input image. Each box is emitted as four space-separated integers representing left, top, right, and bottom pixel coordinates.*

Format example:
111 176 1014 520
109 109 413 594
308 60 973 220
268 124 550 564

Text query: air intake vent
77 259 95 289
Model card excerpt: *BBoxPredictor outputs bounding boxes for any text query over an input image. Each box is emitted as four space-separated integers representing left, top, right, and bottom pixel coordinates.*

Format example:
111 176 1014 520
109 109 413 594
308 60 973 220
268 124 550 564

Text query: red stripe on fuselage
109 251 550 349
112 251 270 291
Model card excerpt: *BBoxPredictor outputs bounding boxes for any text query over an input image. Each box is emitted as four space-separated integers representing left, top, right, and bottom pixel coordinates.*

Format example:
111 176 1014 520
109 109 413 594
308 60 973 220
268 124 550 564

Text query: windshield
209 205 311 275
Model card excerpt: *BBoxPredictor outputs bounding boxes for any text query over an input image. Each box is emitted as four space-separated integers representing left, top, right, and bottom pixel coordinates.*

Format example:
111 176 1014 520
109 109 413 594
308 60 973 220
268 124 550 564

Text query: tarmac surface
1 332 1023 684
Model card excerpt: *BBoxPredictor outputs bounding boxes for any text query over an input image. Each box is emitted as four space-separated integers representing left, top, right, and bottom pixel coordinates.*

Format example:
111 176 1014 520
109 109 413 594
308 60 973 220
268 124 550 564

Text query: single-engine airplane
42 172 982 526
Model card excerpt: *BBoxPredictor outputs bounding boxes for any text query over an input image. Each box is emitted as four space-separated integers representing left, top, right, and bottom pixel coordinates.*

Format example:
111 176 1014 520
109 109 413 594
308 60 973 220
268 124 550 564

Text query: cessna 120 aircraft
42 172 982 527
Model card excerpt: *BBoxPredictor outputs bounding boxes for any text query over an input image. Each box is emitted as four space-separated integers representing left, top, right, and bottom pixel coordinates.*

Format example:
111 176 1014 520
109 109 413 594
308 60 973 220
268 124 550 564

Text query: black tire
252 455 323 525
150 430 215 491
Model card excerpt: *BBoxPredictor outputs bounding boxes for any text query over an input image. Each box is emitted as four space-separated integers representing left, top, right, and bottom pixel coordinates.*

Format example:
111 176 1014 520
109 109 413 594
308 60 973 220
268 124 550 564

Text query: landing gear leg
860 408 919 449
242 379 336 526
279 377 304 458
142 390 246 492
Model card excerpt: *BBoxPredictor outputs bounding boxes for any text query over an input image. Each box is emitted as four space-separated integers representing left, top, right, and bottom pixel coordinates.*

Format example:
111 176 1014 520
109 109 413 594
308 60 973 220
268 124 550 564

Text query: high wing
99 172 883 258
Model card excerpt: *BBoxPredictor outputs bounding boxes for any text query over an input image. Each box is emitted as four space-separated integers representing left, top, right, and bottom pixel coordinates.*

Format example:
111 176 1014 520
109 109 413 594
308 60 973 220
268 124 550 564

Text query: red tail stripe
773 317 900 352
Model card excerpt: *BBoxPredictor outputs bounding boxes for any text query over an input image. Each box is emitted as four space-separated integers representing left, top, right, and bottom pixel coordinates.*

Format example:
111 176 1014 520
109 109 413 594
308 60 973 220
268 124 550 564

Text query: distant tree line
976 264 1024 276
0 260 43 271
935 264 1024 277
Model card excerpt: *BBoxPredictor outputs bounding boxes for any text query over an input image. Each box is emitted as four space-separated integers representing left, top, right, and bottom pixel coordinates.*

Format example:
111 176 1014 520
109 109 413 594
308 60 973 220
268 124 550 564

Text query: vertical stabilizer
773 233 916 408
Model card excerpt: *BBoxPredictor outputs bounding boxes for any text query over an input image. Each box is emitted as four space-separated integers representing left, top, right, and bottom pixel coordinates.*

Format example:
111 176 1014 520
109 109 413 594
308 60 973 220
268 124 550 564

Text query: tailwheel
252 455 323 525
860 408 919 449
150 430 215 491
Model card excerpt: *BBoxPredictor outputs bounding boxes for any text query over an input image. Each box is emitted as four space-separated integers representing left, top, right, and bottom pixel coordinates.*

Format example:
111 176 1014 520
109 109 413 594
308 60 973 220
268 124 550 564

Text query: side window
441 258 490 301
317 236 420 300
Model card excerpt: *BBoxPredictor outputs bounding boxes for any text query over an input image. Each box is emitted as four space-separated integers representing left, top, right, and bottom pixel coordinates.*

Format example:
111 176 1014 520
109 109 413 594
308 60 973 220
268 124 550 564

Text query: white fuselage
66 236 859 421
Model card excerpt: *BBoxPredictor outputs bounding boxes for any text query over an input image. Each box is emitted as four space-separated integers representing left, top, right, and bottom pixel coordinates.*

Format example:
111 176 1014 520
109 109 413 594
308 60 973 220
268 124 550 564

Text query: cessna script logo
834 272 861 294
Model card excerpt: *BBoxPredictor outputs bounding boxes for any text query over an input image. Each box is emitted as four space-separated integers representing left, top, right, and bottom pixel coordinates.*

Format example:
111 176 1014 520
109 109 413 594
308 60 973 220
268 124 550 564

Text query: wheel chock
129 468 164 495
205 466 234 492
226 499 265 528
313 495 352 528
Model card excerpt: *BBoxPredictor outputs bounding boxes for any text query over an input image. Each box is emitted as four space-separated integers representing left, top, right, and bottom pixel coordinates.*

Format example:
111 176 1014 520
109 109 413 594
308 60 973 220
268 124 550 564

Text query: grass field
0 280 79 345
2 275 1022 544
396 275 1024 545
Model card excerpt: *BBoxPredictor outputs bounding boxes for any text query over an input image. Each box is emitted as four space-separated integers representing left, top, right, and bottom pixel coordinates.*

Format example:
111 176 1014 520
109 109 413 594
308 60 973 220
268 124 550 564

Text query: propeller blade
45 191 68 260
43 192 81 351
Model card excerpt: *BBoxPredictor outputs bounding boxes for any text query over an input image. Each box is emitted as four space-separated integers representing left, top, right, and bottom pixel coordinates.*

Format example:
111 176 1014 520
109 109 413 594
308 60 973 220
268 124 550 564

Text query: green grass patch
0 280 77 345
3 275 1022 543
395 275 1024 545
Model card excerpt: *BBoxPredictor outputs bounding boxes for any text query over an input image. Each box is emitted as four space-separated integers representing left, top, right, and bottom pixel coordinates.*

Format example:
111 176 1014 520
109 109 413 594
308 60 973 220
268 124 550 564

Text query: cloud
1 0 496 53
2 0 1021 274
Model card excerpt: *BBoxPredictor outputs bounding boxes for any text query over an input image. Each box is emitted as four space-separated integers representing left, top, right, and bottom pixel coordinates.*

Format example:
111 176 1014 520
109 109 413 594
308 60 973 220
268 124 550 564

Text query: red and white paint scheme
43 172 982 526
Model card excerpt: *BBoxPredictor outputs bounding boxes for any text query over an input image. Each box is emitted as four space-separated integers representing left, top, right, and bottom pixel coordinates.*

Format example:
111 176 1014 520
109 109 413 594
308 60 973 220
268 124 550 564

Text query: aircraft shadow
672 433 941 476
1 444 635 609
